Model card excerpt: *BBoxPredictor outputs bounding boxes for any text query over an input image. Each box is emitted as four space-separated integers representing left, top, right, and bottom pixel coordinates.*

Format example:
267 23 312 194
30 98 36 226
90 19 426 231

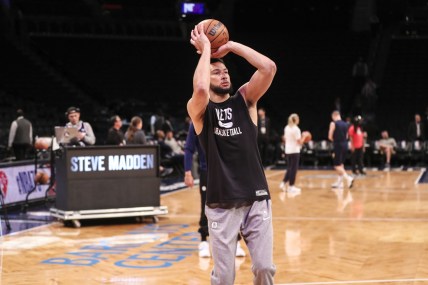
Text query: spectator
155 130 184 177
125 116 147 145
164 130 184 155
407 113 425 142
378 130 397 170
348 115 367 175
125 118 172 177
8 108 32 160
64 106 96 146
106 115 125 146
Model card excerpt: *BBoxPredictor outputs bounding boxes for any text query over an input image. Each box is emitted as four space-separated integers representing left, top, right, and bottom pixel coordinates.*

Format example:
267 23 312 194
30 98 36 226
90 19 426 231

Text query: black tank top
333 120 349 144
198 92 270 208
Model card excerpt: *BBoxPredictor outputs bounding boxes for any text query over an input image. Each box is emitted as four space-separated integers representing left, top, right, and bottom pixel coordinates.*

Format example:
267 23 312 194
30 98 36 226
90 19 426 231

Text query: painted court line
276 278 428 284
275 216 428 222
415 167 426 184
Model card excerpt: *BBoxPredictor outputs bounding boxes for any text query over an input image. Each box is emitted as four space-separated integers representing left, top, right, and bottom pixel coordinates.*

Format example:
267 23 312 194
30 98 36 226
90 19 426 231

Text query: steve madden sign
70 154 155 172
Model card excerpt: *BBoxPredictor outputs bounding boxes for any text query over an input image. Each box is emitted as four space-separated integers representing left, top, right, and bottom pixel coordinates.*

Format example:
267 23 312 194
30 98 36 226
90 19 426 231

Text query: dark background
0 0 427 153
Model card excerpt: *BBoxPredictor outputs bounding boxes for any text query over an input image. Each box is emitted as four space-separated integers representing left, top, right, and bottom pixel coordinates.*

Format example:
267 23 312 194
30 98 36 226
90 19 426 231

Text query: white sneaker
235 242 246 257
199 241 211 258
287 186 301 198
279 181 286 191
346 176 354 188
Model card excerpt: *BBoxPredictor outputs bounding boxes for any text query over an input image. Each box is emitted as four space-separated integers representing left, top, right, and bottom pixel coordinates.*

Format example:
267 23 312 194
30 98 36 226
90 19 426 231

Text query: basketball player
328 110 354 189
188 23 276 284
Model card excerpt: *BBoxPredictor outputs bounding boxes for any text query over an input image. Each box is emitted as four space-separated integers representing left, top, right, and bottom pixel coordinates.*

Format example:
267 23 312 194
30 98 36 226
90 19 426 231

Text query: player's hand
211 40 232 58
190 23 210 54
184 172 194 188
77 132 86 140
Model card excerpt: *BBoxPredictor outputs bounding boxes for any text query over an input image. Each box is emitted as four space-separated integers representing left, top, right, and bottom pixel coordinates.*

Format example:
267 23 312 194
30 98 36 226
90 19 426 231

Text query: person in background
328 110 354 189
125 116 147 145
165 130 184 155
8 108 32 160
348 115 366 176
279 113 309 196
407 113 425 142
184 122 246 258
378 130 397 171
125 117 172 177
64 106 96 146
188 22 277 284
257 107 272 166
106 115 125 146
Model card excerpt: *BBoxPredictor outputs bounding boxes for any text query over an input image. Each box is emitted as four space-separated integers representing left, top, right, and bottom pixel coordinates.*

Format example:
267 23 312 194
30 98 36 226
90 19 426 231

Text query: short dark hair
210 58 225 65
16 109 24 117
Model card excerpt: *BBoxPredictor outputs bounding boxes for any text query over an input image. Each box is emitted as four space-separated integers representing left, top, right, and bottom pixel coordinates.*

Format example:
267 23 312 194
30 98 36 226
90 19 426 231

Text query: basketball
199 19 229 52
302 131 312 143
39 173 50 184
35 137 52 150
35 172 49 184
34 172 43 183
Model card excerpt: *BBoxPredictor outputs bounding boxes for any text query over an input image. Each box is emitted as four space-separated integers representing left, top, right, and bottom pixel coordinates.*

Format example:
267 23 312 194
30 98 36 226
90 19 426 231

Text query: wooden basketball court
1 169 428 285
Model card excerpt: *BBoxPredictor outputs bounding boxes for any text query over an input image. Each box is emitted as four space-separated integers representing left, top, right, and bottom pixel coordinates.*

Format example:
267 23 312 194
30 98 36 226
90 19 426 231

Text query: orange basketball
302 131 312 143
199 19 229 52
34 172 43 183
35 137 52 150
39 173 50 184
34 172 50 184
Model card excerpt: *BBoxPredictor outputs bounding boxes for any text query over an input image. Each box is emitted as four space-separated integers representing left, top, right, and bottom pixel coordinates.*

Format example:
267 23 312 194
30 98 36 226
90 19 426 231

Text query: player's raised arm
187 23 211 134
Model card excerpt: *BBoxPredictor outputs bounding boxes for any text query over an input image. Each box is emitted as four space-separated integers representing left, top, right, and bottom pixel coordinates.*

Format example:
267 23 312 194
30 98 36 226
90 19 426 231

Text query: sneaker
199 241 211 258
383 163 390 171
346 176 354 188
236 242 246 257
279 181 287 191
287 186 301 198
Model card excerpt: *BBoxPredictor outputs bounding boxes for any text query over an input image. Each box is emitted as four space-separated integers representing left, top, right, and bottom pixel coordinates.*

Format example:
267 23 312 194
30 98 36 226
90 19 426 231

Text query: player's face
210 62 232 95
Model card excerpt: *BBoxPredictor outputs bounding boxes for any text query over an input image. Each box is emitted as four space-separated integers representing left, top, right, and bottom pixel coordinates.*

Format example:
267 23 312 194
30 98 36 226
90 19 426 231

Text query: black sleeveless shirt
333 120 349 144
198 92 270 208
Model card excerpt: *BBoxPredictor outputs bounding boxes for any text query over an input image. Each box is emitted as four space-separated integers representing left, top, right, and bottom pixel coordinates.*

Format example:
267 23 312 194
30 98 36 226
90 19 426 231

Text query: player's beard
210 83 233 96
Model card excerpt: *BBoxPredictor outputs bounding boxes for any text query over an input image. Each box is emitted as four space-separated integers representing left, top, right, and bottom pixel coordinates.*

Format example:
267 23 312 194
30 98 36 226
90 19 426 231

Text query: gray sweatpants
205 199 276 285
